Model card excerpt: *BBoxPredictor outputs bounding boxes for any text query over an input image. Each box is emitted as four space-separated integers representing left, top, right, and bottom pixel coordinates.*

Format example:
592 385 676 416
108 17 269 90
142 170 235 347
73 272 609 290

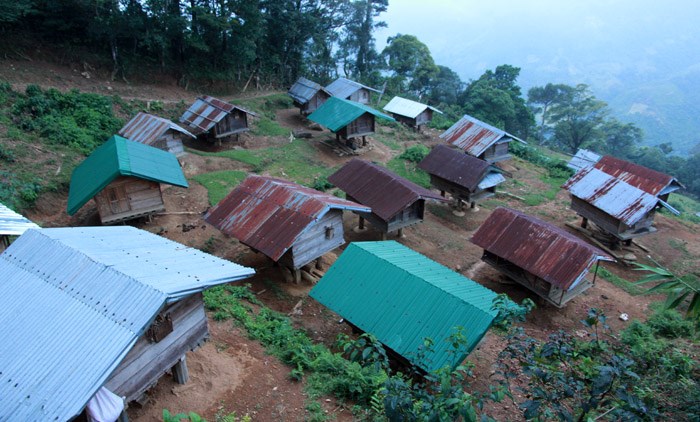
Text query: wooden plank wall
386 201 423 232
105 293 209 403
216 110 248 137
289 211 345 269
349 89 370 104
98 178 165 224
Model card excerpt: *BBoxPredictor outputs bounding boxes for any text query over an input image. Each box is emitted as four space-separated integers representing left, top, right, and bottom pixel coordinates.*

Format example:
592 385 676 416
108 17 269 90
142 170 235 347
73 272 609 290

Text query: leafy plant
635 262 700 320
398 144 430 163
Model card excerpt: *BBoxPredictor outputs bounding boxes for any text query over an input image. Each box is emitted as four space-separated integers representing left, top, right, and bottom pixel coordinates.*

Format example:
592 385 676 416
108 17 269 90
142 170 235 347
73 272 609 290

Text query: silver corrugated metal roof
567 149 601 172
0 203 40 236
562 167 678 225
478 172 506 190
325 77 380 99
0 227 254 421
119 112 194 146
288 77 329 104
440 114 526 157
180 96 258 135
383 96 441 119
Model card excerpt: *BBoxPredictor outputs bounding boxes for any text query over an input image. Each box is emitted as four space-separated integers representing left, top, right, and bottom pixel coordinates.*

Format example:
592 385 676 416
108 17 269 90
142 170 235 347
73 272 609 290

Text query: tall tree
597 118 643 158
527 83 574 142
549 84 607 153
382 34 438 97
337 0 387 84
424 65 463 106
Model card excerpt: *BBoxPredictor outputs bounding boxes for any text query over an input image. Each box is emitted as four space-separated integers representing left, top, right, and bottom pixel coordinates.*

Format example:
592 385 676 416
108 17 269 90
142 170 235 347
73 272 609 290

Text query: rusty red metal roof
471 207 614 290
327 159 445 221
562 166 678 225
179 95 257 135
119 112 194 146
418 145 495 191
204 175 370 262
594 155 682 196
439 115 525 157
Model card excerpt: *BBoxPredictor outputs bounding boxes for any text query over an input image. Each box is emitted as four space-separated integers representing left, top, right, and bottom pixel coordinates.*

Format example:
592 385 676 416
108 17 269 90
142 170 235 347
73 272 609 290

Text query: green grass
191 170 247 205
387 157 431 188
596 266 645 296
666 193 700 224
251 118 289 137
521 175 567 206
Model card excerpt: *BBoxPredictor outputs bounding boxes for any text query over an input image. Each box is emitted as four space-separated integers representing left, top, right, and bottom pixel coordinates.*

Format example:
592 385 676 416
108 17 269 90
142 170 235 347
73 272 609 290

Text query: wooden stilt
315 258 323 270
172 355 189 384
581 217 588 229
397 228 404 238
440 190 446 198
470 201 476 209
293 268 301 284
359 216 365 230
381 232 387 241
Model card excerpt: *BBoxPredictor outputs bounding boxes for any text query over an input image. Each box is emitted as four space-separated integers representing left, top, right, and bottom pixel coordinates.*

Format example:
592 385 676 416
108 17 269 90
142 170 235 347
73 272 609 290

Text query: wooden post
470 201 476 209
293 268 301 284
397 228 404 238
315 257 323 270
172 355 189 384
440 190 445 198
381 231 387 241
359 216 365 230
581 217 588 229
362 136 367 147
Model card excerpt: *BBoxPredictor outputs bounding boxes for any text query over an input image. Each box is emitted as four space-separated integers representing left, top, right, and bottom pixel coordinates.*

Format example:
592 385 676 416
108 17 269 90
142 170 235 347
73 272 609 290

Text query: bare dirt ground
7 59 698 421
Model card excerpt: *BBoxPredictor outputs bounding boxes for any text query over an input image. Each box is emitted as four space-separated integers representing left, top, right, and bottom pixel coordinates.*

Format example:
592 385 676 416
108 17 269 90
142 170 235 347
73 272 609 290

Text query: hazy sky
375 0 700 92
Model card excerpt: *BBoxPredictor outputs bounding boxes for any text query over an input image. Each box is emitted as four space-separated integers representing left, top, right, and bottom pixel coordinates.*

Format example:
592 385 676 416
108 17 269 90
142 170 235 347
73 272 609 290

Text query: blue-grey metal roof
288 77 329 104
478 172 507 190
383 96 442 119
0 202 40 236
562 167 679 225
567 149 601 172
325 77 380 99
118 112 195 146
0 227 254 421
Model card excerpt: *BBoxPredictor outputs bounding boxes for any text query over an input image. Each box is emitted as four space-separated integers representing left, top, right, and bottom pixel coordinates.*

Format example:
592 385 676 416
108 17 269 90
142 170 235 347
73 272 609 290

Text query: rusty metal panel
594 155 681 196
439 114 524 157
179 95 257 135
418 145 498 191
328 159 445 221
562 167 667 225
204 175 371 262
471 207 614 290
119 112 194 146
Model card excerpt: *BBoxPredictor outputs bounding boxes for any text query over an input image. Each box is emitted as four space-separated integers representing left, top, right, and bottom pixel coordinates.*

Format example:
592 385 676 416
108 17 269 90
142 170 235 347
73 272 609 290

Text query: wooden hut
179 95 257 144
288 76 331 115
325 77 380 104
440 114 526 163
418 144 505 211
471 207 614 307
308 97 394 149
204 175 371 282
383 96 441 131
593 155 683 202
0 202 40 252
310 241 500 373
328 159 445 238
67 135 189 225
562 166 679 242
118 112 195 157
0 226 254 421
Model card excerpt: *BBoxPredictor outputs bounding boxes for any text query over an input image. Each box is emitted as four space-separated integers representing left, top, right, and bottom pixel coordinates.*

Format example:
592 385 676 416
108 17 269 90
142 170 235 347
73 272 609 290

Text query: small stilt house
440 114 526 163
0 226 254 421
328 159 445 238
593 155 683 202
308 97 395 149
383 96 442 131
310 241 500 373
0 202 40 252
288 76 331 115
204 175 371 282
567 148 601 173
418 144 505 211
118 112 195 157
325 77 380 104
67 135 189 225
179 95 257 143
562 165 680 242
471 207 614 307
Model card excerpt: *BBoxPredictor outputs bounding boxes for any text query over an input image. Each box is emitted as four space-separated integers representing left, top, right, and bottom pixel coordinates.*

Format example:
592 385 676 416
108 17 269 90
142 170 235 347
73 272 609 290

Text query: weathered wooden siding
105 293 209 402
151 131 185 156
480 142 510 163
279 211 345 269
304 91 330 114
548 277 593 307
386 200 424 232
571 197 657 239
214 110 249 138
392 114 417 128
94 177 165 225
415 109 432 126
345 114 375 138
349 88 370 104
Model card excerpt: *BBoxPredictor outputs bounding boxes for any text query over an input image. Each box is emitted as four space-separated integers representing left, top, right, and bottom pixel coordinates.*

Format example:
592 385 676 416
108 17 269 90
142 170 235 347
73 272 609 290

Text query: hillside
1 61 699 420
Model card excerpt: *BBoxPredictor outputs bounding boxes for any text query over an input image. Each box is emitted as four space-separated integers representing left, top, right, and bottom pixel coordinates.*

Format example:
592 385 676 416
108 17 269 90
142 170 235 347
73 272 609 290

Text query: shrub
398 144 430 163
646 309 695 339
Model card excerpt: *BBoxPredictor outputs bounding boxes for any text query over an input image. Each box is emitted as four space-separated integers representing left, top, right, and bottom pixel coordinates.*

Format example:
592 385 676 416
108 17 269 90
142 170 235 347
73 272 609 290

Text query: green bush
510 142 574 179
647 309 695 339
398 144 430 163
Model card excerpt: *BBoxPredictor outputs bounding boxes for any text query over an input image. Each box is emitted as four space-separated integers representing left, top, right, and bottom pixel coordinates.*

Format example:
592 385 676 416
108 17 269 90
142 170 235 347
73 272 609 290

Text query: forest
1 0 699 199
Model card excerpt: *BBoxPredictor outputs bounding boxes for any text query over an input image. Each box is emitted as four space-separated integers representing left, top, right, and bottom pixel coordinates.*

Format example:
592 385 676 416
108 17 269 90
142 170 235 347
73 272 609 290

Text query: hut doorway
107 185 131 214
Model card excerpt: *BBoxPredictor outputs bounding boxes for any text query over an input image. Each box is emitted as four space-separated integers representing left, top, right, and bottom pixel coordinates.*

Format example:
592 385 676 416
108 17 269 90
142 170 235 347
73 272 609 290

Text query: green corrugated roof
307 97 395 132
309 241 499 373
67 135 188 215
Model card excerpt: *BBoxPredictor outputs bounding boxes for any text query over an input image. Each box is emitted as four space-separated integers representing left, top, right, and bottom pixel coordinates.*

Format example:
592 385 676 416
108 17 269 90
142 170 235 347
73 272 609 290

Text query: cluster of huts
0 78 686 420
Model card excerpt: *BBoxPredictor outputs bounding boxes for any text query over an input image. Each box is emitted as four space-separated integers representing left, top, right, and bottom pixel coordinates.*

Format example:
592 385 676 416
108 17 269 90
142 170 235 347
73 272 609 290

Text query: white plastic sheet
86 387 125 422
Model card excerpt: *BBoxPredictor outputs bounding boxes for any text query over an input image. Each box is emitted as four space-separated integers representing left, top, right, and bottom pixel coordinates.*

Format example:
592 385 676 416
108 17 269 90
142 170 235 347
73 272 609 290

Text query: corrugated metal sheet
439 114 525 157
567 148 601 172
478 172 507 190
594 155 682 196
328 159 445 221
67 135 188 215
0 226 254 421
471 207 613 290
179 95 257 135
307 97 394 132
418 144 499 191
383 96 441 119
562 167 673 225
0 202 40 236
310 241 499 373
205 175 371 262
288 77 329 104
118 112 194 146
325 77 380 99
